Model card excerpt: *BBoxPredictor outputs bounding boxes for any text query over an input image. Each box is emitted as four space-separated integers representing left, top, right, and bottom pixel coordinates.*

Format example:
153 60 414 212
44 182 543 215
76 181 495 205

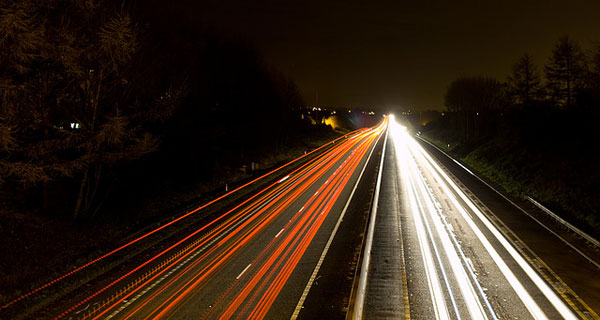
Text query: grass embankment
0 125 345 315
419 112 600 237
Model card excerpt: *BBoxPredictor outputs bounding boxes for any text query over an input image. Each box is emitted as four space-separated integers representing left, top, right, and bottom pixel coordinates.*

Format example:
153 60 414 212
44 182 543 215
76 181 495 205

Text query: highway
360 116 598 319
25 121 385 319
7 115 599 320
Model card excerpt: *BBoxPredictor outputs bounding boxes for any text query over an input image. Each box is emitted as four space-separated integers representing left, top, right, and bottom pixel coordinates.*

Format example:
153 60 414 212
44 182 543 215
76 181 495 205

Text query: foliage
0 0 307 221
444 76 507 141
507 53 542 105
544 36 587 108
444 76 507 112
0 0 181 218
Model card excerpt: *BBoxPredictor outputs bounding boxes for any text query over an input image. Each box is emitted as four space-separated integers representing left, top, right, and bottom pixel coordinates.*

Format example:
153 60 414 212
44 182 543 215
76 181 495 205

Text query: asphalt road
44 121 385 320
13 115 599 320
361 117 598 319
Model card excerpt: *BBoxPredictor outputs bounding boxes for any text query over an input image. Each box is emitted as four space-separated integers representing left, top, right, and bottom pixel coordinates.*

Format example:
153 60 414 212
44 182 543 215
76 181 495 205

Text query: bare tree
544 36 587 108
507 53 542 105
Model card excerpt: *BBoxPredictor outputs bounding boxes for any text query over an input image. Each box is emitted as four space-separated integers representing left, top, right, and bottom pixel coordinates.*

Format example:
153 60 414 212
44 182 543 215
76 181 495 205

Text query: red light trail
43 120 385 319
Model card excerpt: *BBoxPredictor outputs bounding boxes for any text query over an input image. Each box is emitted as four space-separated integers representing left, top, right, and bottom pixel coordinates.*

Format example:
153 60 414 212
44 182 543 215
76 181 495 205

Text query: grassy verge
418 131 600 237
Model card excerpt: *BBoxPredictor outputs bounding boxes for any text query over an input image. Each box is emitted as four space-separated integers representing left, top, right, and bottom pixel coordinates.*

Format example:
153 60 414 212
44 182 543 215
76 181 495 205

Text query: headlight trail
387 116 578 320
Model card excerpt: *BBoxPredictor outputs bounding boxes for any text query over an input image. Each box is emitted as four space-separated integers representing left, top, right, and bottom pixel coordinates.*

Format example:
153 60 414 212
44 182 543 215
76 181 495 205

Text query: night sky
150 0 600 111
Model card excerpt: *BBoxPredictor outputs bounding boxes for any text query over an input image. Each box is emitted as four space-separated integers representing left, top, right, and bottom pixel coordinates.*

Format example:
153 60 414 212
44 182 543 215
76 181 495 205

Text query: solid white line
291 127 384 320
352 127 388 320
406 167 451 320
417 136 600 270
412 167 487 319
414 138 577 320
236 264 252 280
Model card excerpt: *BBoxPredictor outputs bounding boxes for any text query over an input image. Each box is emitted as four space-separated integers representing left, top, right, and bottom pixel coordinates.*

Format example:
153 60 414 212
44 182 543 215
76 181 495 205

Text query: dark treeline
443 36 600 142
0 0 311 222
424 36 600 233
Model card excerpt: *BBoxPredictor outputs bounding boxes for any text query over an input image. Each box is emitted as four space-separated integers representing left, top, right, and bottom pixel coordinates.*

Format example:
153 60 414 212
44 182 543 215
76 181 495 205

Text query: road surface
7 115 599 320
34 122 385 319
360 117 598 319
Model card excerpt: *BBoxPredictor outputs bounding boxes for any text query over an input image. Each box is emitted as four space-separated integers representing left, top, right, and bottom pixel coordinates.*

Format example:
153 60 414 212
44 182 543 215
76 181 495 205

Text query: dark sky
152 0 600 111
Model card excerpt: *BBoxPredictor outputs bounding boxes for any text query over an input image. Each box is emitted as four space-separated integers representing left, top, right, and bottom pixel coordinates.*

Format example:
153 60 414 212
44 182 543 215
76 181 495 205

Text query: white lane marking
275 228 285 238
299 206 305 213
292 126 385 320
419 137 600 270
408 148 497 319
395 131 450 320
236 264 252 280
278 175 290 183
406 166 463 320
465 258 475 271
451 158 475 176
412 137 577 320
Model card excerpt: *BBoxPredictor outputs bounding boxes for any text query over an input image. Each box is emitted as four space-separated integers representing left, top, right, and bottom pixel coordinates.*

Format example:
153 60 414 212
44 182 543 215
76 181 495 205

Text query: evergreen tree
507 53 542 105
544 36 587 108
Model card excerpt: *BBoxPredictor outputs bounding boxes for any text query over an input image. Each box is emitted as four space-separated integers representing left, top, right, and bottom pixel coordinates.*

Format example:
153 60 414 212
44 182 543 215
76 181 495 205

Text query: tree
0 0 181 219
507 53 542 105
444 76 507 141
445 76 506 112
544 36 587 108
588 42 600 93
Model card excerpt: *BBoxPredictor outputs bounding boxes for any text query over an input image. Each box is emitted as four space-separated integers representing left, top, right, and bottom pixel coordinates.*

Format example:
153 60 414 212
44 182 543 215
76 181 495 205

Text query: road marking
275 228 285 238
291 125 385 320
418 137 600 270
278 175 290 183
236 264 252 280
414 138 576 320
418 136 599 318
351 125 388 320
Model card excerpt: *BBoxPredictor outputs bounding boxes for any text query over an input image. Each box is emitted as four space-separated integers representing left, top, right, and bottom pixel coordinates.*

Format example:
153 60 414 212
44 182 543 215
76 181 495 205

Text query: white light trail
388 116 577 320
393 122 450 320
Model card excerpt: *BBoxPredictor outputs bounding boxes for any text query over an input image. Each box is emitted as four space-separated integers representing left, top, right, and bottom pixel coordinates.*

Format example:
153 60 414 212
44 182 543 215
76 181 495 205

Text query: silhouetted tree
588 43 600 99
0 0 181 218
544 36 587 108
507 53 542 105
445 76 506 112
445 76 507 141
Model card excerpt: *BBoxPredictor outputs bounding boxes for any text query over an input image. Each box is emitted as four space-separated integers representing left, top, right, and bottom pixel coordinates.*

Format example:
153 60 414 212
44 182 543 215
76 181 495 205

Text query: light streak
388 116 577 320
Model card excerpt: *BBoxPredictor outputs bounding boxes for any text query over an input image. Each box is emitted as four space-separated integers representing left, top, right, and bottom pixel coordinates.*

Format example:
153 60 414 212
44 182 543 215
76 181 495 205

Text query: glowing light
388 116 577 320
